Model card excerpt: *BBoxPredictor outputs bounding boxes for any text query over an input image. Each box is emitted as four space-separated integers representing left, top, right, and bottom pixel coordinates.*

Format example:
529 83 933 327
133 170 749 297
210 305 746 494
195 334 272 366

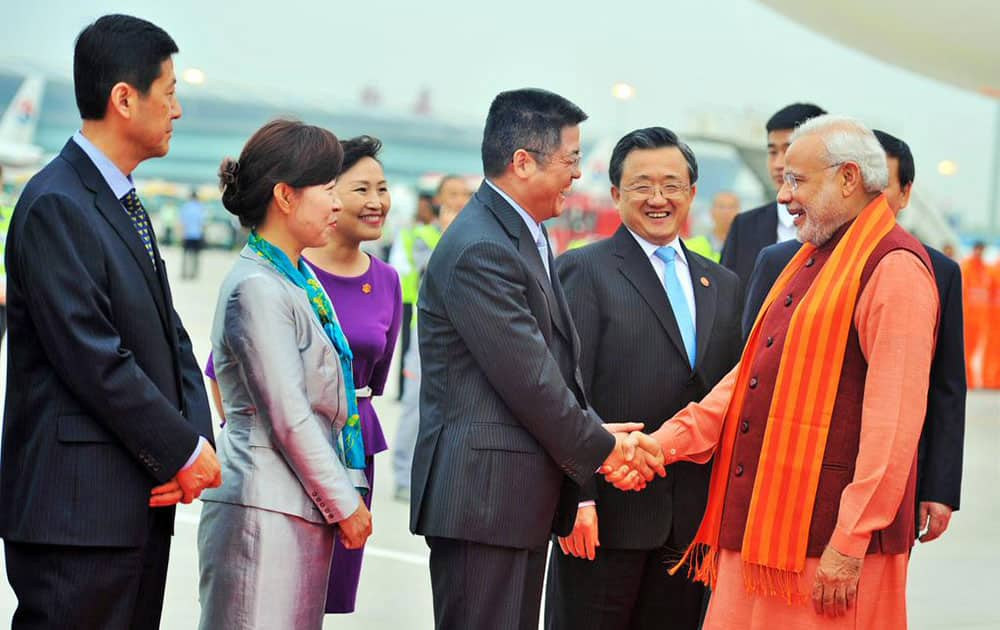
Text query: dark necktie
121 188 156 268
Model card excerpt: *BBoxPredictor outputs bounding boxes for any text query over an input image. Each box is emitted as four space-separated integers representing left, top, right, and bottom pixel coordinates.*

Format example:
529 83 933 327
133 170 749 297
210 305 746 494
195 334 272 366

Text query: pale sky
5 0 998 230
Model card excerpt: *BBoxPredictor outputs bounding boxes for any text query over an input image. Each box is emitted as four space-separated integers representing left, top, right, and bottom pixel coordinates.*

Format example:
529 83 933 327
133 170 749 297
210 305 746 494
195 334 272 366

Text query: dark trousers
181 237 203 280
0 304 6 348
4 509 173 630
544 535 706 630
398 302 414 399
427 536 547 630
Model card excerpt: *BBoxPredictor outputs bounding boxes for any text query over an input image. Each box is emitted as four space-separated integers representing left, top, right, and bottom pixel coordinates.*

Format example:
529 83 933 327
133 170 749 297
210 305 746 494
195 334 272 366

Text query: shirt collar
485 179 545 245
625 227 689 269
72 131 135 200
776 201 795 228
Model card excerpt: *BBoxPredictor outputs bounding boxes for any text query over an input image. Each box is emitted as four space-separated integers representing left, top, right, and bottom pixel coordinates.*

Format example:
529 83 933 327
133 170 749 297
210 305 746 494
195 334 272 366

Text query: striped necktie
121 188 156 268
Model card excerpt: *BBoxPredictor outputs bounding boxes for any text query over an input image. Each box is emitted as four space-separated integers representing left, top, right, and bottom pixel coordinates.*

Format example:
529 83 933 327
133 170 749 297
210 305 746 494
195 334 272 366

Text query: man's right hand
601 431 667 491
175 442 222 503
558 505 599 560
338 500 373 550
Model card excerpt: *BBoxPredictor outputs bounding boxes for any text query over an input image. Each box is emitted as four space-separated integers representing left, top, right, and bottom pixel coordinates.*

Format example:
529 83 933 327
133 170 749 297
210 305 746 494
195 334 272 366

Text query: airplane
0 76 45 168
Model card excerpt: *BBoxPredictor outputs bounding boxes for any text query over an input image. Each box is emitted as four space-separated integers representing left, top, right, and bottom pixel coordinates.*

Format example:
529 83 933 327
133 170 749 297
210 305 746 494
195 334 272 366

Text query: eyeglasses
782 162 844 192
523 148 583 169
621 182 691 201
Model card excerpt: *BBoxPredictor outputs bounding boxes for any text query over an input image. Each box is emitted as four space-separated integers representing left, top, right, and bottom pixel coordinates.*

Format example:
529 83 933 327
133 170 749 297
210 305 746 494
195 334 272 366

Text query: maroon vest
718 223 934 557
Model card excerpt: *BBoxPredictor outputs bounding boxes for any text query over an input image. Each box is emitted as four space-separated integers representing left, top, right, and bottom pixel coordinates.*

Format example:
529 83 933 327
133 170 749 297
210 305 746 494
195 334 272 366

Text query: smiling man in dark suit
0 15 219 630
741 128 965 548
410 88 665 630
720 103 825 289
545 127 742 630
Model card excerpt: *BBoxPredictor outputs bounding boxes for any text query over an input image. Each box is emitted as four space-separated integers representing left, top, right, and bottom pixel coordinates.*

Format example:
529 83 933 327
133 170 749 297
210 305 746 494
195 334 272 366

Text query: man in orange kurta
631 116 938 630
960 243 991 388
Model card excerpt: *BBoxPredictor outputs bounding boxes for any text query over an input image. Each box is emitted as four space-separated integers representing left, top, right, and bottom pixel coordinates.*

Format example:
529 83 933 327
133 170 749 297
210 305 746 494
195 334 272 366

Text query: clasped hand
148 443 223 507
598 423 667 491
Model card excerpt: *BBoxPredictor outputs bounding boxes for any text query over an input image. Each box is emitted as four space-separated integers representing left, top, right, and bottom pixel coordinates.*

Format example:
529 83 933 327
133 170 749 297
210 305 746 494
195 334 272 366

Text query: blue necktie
654 246 696 368
121 188 156 268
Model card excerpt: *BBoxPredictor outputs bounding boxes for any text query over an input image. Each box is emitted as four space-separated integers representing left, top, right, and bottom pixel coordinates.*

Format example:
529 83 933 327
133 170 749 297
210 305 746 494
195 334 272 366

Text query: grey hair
791 115 888 193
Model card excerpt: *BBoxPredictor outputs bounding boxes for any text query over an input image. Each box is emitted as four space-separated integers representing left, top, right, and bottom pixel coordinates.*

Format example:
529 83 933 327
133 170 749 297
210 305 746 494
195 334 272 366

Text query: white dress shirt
626 228 697 321
776 202 797 243
486 180 551 279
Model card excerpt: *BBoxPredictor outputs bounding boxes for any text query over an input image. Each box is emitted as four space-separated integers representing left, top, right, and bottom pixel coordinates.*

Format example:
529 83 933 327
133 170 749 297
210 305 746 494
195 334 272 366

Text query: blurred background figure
389 192 440 399
961 242 991 388
686 191 740 262
180 190 205 280
983 258 1000 389
391 173 470 502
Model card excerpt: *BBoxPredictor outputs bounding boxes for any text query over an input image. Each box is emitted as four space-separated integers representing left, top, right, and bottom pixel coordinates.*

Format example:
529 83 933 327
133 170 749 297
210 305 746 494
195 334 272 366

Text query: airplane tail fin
0 76 45 146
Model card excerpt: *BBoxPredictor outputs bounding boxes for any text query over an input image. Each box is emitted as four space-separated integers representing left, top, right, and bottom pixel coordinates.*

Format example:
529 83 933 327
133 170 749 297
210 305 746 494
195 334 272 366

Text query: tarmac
1 246 997 629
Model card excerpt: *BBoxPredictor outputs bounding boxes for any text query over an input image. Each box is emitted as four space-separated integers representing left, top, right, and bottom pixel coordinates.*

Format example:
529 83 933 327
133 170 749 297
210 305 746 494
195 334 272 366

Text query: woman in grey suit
197 119 373 630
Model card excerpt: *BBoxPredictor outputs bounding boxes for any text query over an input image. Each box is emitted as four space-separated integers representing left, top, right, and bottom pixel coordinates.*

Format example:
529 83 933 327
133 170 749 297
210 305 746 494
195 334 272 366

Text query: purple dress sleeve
369 270 403 396
204 352 216 380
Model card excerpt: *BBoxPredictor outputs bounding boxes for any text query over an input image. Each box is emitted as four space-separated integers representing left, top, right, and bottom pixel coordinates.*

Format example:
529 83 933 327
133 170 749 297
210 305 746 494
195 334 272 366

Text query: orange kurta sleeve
828 250 939 557
654 364 739 465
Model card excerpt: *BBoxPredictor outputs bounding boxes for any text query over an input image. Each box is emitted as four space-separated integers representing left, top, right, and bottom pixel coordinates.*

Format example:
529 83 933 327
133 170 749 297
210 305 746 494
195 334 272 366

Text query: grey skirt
197 500 337 630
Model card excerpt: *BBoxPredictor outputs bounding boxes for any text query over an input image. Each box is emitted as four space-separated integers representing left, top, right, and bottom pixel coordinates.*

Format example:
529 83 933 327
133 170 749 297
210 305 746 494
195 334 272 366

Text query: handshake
599 423 667 491
148 442 223 507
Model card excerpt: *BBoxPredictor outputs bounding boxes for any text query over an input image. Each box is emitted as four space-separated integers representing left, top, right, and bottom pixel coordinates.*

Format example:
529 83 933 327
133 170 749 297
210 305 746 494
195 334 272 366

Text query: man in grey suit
545 128 743 629
410 88 665 630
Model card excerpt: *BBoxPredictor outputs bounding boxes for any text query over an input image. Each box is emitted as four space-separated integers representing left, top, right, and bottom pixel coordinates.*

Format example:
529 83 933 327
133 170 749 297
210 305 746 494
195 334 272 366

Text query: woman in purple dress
206 135 402 614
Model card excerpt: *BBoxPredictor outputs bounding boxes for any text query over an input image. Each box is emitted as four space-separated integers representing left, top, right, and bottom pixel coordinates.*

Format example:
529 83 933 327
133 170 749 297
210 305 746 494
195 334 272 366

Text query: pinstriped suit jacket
557 225 743 550
410 182 615 550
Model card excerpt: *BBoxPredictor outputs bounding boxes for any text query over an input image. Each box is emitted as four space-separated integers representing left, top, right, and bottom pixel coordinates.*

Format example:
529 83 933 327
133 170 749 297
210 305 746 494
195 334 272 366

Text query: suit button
741 421 750 434
734 464 744 477
805 257 815 268
784 294 794 307
766 336 774 348
749 377 758 389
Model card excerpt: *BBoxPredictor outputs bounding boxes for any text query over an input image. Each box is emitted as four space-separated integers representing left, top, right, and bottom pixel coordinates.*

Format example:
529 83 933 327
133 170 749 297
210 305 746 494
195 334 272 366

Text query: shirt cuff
578 500 596 509
180 436 207 472
828 526 871 559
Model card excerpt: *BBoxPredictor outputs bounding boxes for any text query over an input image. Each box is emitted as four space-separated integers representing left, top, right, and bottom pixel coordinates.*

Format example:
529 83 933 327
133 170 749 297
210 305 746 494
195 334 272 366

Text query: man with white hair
632 115 939 628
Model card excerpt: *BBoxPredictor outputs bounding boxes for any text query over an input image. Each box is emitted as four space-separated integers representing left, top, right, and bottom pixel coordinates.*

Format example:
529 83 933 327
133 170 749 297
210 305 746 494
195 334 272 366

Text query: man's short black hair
608 127 698 188
766 103 826 133
481 88 587 178
873 129 915 189
74 14 179 120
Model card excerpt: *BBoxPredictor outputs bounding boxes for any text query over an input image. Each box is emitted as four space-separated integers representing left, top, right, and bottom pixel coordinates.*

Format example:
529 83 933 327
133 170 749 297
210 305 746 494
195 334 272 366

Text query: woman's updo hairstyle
219 119 344 229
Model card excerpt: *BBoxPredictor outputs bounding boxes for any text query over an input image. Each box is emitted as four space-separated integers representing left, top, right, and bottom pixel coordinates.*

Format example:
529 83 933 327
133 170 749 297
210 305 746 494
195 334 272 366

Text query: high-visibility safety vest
0 205 13 278
684 234 721 263
400 223 441 305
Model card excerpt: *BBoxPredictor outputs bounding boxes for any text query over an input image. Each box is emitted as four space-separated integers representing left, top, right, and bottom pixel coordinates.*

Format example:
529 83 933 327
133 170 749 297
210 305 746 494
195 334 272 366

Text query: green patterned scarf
248 231 368 494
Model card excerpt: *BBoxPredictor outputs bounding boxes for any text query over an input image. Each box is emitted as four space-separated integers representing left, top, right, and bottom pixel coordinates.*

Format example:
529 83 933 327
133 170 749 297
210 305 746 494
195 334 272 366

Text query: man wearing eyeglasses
545 127 742 630
410 89 666 630
643 116 937 628
720 103 826 290
741 129 965 551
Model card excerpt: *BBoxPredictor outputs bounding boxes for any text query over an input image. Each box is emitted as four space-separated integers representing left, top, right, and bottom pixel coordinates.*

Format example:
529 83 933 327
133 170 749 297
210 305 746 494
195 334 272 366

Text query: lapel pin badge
700 276 710 287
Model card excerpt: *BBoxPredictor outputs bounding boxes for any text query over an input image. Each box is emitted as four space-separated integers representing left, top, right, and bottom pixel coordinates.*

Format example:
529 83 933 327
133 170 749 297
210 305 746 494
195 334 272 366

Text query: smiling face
331 156 390 244
524 125 582 220
128 57 182 160
776 134 854 246
612 145 696 246
286 179 343 249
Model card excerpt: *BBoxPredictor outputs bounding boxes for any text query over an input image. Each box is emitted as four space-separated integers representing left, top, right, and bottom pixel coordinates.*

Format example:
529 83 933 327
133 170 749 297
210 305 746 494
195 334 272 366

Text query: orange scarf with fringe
673 195 896 601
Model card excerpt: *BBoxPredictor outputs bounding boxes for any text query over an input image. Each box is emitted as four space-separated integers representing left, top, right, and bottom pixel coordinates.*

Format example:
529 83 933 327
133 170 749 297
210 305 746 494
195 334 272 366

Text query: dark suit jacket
741 239 965 510
556 226 742 549
410 182 615 550
720 201 779 290
0 140 213 548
